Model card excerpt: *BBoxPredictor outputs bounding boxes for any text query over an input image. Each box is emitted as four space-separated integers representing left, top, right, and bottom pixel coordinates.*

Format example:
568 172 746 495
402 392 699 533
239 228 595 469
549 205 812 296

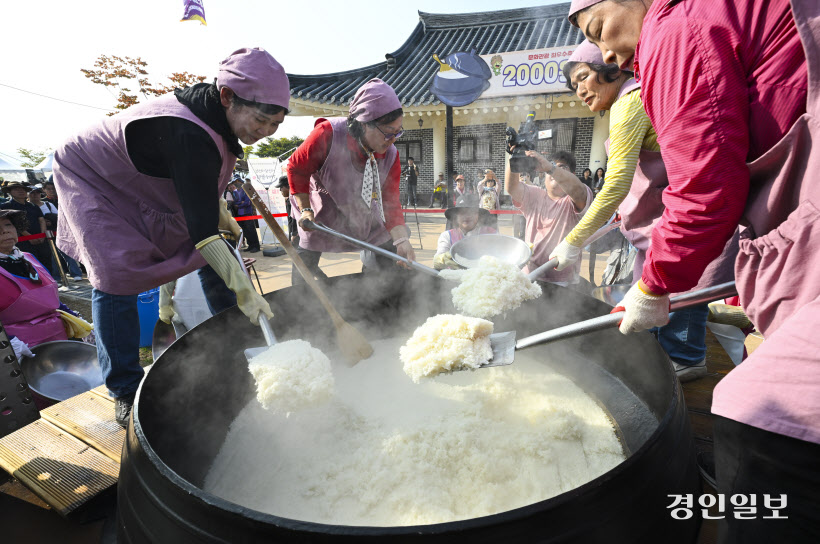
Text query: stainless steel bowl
450 234 532 269
591 284 632 307
20 341 102 403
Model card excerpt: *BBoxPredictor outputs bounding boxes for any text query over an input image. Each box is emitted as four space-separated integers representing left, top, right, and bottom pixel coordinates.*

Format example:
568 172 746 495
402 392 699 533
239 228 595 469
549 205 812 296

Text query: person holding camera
287 78 415 284
505 150 591 287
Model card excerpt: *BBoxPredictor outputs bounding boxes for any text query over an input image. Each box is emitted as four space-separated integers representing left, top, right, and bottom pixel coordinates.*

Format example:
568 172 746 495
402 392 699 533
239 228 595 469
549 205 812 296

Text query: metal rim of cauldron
126 283 687 538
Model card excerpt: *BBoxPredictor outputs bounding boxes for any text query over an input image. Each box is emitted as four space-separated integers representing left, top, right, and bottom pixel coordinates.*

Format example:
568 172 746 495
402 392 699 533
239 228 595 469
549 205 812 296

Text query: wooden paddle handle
242 182 346 327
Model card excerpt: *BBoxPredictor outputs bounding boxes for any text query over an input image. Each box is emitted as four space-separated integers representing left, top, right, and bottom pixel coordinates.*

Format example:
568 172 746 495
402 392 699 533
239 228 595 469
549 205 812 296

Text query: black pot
118 273 701 543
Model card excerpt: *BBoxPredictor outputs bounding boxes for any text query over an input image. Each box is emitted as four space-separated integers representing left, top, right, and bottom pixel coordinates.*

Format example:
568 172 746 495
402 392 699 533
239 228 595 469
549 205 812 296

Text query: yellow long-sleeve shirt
565 86 659 247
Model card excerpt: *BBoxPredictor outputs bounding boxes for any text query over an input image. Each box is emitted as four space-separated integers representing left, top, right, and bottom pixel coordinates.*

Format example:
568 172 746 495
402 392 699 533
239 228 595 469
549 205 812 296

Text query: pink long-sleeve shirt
635 0 807 294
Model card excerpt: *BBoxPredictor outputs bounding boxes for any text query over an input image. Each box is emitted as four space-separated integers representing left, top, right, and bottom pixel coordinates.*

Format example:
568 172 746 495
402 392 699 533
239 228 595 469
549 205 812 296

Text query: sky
0 0 565 166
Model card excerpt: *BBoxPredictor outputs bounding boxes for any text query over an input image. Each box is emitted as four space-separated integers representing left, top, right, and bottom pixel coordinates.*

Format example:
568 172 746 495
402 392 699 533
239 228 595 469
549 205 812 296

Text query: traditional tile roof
288 3 583 108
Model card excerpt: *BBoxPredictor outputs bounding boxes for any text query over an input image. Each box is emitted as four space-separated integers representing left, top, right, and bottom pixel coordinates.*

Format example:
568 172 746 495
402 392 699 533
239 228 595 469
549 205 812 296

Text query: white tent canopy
35 153 54 173
0 156 29 182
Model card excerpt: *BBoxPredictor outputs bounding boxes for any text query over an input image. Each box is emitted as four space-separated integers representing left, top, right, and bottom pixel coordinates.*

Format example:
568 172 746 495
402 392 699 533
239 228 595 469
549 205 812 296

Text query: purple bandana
217 47 290 109
349 79 402 123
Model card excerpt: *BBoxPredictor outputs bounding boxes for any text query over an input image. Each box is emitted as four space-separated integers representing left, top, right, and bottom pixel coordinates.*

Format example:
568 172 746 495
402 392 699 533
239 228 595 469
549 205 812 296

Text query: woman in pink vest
53 47 290 428
0 209 68 355
287 79 414 284
570 0 818 539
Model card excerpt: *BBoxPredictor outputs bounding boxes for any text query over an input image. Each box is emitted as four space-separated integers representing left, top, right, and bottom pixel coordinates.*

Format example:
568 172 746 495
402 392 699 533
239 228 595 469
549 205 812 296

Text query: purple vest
292 118 396 252
53 94 236 295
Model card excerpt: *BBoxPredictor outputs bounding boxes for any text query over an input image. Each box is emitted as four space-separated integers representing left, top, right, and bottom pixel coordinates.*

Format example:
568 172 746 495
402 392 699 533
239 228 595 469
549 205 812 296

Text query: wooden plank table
0 380 133 518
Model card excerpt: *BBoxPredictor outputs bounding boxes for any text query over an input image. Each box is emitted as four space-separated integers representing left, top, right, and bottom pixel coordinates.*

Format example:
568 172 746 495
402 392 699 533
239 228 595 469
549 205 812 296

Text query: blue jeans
62 251 83 277
92 289 144 398
198 264 237 315
652 304 709 366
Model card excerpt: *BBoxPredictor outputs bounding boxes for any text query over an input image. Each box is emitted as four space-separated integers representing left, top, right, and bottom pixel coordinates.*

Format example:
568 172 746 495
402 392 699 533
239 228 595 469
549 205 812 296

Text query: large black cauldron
118 273 701 543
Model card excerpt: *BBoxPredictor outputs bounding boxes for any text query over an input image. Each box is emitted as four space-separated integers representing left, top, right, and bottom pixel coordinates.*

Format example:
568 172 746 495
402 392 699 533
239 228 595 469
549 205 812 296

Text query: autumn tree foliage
17 147 52 168
81 55 206 115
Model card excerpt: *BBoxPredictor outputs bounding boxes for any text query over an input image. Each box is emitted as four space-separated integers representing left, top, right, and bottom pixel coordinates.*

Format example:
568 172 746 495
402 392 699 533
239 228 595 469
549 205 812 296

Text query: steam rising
203 338 625 526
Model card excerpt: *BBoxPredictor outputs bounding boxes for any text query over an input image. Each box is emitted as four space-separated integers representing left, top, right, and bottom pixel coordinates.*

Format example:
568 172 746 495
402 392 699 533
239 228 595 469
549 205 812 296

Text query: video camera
505 111 538 174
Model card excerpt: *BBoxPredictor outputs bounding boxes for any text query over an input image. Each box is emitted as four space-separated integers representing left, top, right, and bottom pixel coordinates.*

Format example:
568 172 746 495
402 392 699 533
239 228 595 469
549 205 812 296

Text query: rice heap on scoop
400 314 493 382
248 339 335 413
439 255 541 319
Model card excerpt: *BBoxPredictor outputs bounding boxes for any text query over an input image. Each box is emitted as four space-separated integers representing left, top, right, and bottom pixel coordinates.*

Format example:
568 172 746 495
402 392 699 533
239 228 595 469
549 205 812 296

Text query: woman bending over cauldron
286 79 415 284
53 47 289 428
0 209 92 361
552 41 737 382
569 0 817 539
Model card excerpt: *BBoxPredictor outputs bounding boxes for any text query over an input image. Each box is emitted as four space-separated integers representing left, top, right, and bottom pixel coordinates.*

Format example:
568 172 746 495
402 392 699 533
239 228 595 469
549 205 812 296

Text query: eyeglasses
374 124 404 141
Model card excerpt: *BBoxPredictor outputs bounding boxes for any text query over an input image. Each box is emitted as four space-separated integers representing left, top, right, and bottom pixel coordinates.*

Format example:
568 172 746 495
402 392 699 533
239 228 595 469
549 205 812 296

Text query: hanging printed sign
181 0 207 25
481 46 577 97
430 45 577 106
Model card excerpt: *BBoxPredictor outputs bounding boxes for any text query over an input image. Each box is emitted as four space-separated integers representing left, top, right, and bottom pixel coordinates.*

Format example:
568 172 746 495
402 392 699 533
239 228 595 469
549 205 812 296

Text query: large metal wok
118 271 701 543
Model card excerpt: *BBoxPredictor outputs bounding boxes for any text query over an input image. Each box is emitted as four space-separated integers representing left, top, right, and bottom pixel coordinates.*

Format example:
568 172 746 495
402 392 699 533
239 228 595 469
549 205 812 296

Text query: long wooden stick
242 182 373 364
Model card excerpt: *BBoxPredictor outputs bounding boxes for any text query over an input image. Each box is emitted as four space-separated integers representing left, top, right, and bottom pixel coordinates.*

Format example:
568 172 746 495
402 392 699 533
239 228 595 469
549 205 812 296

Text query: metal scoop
230 233 278 362
481 282 738 368
302 220 441 277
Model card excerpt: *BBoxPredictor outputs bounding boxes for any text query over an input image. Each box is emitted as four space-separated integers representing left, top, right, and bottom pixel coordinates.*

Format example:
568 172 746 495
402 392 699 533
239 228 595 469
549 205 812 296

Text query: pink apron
293 118 396 253
0 253 67 346
615 81 738 291
712 0 820 443
53 94 237 295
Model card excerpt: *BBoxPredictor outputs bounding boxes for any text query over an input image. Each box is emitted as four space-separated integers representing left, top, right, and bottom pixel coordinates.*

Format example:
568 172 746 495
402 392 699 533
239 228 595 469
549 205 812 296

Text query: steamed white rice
440 255 541 318
247 339 335 413
400 314 493 382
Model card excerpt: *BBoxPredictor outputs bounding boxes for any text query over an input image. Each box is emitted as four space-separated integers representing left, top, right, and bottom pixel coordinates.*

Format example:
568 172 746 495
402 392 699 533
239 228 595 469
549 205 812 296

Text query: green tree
81 54 206 115
250 136 304 159
17 147 52 168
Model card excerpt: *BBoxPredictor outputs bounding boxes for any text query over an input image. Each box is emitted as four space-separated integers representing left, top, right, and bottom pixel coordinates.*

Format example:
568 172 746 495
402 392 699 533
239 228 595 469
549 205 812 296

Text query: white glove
433 252 460 270
218 197 242 240
196 235 273 325
549 240 582 271
614 282 671 334
158 280 177 324
10 336 34 360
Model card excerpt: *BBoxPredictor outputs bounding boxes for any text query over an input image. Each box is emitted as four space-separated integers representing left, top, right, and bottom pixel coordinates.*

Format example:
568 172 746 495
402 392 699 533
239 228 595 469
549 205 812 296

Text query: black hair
583 168 592 175
347 108 403 140
407 156 414 161
594 168 606 182
550 150 577 172
230 92 289 116
563 61 625 93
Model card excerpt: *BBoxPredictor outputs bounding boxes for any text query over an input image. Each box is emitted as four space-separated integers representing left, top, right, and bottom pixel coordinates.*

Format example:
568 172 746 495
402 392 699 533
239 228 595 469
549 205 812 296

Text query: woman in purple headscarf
53 47 290 428
287 78 414 284
569 1 818 541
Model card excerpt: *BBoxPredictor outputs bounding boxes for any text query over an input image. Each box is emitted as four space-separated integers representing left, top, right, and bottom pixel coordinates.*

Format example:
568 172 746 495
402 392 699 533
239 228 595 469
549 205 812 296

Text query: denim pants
652 304 709 366
61 250 83 277
93 269 236 398
92 289 144 399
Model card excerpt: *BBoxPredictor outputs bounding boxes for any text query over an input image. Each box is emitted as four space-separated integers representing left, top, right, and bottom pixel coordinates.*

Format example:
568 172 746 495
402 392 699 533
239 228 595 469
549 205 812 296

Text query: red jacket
635 0 807 294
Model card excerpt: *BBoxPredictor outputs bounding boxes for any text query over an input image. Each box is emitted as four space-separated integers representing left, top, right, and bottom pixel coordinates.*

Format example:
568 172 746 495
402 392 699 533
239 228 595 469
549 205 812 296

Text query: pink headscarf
568 0 606 26
569 40 605 65
349 79 402 123
217 47 290 109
